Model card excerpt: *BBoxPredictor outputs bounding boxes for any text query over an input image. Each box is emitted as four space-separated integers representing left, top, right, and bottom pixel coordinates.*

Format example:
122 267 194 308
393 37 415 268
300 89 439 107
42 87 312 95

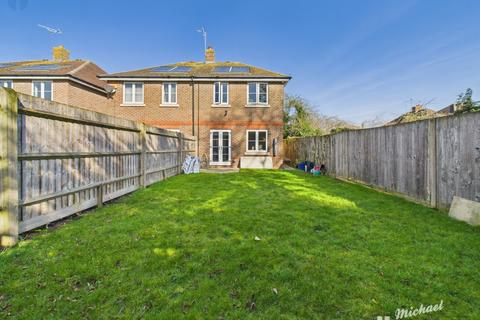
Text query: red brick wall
12 78 286 168
106 80 285 168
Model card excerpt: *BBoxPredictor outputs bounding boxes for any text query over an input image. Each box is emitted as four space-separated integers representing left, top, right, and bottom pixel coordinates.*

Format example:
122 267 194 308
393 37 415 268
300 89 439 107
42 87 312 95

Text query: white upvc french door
210 130 231 165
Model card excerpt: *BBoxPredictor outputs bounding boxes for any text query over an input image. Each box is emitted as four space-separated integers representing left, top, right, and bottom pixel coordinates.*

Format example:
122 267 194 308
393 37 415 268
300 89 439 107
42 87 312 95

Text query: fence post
139 124 147 187
177 132 183 174
0 88 19 248
427 118 437 208
96 186 104 208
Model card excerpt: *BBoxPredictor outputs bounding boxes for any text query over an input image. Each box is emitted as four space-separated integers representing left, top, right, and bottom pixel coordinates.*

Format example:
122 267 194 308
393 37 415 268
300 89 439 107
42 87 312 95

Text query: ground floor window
247 130 268 152
210 130 231 165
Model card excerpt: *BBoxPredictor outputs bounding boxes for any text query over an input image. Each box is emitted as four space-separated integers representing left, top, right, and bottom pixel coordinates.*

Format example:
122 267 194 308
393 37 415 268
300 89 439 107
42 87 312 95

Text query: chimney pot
205 47 215 64
52 45 70 62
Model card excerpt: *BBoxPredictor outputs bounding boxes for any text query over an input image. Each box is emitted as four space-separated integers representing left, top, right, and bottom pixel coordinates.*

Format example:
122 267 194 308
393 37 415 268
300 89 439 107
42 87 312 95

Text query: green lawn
1 170 480 319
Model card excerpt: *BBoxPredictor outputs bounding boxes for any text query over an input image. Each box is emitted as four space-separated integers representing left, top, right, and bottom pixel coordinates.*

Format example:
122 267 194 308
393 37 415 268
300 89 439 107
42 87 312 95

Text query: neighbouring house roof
387 105 440 125
0 60 113 94
436 102 480 115
436 104 456 115
99 61 291 81
387 101 480 126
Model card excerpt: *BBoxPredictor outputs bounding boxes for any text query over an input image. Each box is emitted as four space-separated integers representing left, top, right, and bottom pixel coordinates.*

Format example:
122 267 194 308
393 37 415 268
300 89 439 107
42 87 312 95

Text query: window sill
160 104 179 107
211 104 231 108
121 103 145 107
245 104 270 108
244 151 269 156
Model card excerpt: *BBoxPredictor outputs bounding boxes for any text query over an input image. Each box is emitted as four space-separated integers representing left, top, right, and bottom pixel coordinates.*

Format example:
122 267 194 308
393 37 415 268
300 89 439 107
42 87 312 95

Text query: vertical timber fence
285 112 480 210
0 89 196 247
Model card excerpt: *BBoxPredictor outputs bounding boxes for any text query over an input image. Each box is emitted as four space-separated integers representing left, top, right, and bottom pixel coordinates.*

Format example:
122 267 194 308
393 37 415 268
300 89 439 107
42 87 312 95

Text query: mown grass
1 170 480 319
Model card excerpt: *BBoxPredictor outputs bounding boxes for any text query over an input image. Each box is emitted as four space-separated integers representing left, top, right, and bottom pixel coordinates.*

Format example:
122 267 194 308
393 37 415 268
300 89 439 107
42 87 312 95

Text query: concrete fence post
0 88 19 248
427 118 438 208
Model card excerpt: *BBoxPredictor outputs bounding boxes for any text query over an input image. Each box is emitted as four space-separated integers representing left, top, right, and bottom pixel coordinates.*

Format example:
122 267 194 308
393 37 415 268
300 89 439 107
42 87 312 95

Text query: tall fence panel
436 112 480 208
0 89 196 246
285 111 480 210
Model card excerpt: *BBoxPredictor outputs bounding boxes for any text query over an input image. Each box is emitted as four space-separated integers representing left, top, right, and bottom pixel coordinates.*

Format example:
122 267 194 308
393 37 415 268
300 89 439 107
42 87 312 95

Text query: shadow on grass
1 170 480 319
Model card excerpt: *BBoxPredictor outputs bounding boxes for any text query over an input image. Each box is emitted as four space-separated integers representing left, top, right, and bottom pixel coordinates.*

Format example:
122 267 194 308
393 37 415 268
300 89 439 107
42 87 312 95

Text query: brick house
99 48 291 168
0 46 112 112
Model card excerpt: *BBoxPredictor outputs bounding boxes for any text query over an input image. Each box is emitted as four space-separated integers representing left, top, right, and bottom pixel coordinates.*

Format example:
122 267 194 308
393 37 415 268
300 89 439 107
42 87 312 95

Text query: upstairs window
0 80 12 89
32 81 52 101
123 82 144 104
163 82 177 105
213 82 228 105
247 130 268 152
247 83 268 105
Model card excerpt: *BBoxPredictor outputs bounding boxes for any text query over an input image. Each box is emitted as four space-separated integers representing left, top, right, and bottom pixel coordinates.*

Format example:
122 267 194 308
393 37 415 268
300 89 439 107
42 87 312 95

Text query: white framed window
123 82 144 105
246 130 268 152
32 81 52 101
247 82 268 105
162 82 177 105
0 80 13 89
213 82 229 105
210 130 231 165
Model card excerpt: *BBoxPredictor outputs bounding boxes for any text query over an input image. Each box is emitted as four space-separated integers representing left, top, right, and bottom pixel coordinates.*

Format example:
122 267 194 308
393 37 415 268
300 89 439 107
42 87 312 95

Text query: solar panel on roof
230 66 249 73
213 66 250 73
0 63 14 69
213 66 231 73
15 64 64 71
152 66 174 72
152 65 192 72
173 66 192 72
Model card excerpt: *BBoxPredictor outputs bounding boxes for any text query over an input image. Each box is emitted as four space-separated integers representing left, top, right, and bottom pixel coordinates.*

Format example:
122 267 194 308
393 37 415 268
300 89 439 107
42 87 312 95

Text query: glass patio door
210 130 231 165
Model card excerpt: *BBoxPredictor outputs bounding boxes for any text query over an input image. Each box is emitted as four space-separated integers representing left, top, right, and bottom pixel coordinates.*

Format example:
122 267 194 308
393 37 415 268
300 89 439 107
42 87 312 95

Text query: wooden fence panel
286 111 480 209
333 132 349 178
0 89 196 245
436 112 480 209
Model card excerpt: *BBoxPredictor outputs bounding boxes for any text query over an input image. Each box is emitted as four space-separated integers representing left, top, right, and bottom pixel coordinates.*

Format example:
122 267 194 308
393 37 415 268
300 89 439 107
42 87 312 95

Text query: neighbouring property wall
285 112 480 210
11 79 109 112
0 88 195 246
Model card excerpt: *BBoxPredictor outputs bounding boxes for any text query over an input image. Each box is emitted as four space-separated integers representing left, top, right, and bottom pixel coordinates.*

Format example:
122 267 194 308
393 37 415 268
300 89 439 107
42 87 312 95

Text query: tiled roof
100 61 291 80
0 60 112 93
387 107 440 125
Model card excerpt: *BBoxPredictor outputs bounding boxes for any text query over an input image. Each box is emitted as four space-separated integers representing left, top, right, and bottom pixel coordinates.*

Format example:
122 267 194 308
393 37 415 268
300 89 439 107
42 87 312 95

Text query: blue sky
1 0 479 124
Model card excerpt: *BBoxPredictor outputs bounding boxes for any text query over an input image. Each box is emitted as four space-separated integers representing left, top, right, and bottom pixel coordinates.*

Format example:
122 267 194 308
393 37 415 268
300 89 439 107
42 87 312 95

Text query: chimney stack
411 104 423 113
205 47 215 64
52 45 70 62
